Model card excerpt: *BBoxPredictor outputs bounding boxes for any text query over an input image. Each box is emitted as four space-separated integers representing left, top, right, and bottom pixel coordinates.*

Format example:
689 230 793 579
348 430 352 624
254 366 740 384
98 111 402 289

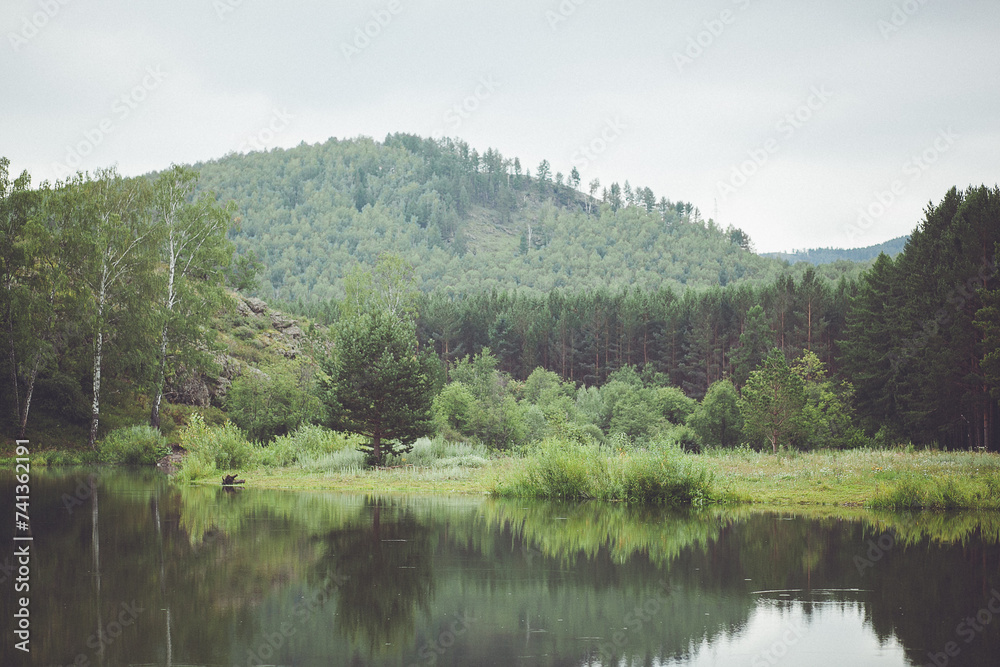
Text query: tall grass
257 424 361 467
489 438 717 505
385 437 489 469
98 425 170 465
176 414 256 481
869 474 1000 510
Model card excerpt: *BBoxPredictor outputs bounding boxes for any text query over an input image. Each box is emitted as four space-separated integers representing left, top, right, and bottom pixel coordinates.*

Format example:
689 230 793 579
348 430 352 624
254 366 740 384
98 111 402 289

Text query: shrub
98 425 170 465
298 448 366 473
258 424 359 467
226 360 326 442
490 437 715 505
433 382 476 437
654 386 697 424
687 379 743 448
178 414 255 480
607 447 712 504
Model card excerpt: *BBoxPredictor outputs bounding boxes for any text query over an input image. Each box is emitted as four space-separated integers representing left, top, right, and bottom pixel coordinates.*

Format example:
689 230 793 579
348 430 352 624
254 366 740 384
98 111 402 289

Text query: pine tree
321 311 434 466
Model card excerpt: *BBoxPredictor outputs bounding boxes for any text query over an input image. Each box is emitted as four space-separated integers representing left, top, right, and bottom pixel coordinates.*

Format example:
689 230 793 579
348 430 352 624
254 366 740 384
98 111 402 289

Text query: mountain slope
190 134 810 303
761 236 909 265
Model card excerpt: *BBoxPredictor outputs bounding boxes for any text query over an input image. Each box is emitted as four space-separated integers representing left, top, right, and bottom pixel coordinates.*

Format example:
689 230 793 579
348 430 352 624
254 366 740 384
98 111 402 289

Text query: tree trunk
92 478 104 665
19 288 54 438
152 239 178 430
150 325 169 429
89 329 103 450
7 305 19 424
372 432 382 466
18 350 40 438
89 278 107 450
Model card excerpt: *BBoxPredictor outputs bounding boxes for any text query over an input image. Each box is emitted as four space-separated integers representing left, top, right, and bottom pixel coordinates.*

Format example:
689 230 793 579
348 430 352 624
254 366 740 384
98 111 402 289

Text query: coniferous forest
2 134 998 453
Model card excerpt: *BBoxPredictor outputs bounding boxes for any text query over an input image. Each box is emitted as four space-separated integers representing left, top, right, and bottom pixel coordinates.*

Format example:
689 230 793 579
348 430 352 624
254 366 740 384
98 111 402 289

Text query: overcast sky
3 0 997 252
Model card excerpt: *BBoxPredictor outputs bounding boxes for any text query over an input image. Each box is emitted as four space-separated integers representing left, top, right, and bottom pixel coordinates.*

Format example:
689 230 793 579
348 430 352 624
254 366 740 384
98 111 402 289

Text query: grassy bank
8 429 1000 509
698 446 1000 508
228 444 1000 510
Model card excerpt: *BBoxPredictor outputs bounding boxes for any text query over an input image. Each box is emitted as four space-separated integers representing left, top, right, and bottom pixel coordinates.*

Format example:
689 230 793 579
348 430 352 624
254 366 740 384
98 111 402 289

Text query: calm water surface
2 469 1000 666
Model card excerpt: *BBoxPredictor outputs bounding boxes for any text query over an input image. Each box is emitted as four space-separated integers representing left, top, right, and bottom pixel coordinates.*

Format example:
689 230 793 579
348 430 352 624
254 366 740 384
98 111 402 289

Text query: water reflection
2 469 1000 666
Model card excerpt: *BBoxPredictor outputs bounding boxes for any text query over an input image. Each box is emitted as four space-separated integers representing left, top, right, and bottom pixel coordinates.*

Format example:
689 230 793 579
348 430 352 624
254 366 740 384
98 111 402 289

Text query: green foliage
608 385 661 442
297 447 367 473
606 365 642 387
731 304 772 387
190 134 800 304
385 436 489 469
340 253 420 322
869 474 1000 510
842 186 1000 449
444 349 526 449
225 359 325 442
687 379 743 448
97 425 170 465
574 386 606 427
257 424 360 467
177 414 255 480
321 310 435 466
654 386 697 424
739 349 806 453
432 382 476 439
490 437 716 504
792 350 858 449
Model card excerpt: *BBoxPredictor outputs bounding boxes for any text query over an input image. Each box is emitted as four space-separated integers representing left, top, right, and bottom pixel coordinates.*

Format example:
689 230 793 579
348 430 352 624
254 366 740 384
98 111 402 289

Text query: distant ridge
761 236 909 265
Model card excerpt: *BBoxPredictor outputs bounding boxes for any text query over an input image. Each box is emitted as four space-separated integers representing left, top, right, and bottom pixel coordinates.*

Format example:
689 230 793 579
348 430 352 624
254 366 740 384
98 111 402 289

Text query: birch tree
148 165 236 429
80 168 157 448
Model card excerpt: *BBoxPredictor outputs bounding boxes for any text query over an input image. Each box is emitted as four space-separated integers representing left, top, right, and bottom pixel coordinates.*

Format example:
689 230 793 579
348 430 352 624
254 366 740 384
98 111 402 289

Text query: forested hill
761 236 909 265
190 134 840 304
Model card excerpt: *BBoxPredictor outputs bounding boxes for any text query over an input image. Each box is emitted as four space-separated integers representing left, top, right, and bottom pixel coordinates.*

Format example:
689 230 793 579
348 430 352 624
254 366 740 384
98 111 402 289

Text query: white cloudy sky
2 0 997 252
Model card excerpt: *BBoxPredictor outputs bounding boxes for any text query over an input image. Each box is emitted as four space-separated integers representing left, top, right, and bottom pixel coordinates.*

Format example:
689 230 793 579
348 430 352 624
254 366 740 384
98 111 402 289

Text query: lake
3 469 1000 666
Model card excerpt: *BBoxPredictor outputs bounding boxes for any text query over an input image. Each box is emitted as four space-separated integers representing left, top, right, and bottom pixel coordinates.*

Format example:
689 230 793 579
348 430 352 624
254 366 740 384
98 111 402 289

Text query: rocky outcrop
244 297 268 314
165 368 212 407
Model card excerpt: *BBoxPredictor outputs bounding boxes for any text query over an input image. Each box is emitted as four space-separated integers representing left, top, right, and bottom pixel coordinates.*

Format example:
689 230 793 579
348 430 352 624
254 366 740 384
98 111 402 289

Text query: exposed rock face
244 297 268 314
165 369 211 407
271 313 300 331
